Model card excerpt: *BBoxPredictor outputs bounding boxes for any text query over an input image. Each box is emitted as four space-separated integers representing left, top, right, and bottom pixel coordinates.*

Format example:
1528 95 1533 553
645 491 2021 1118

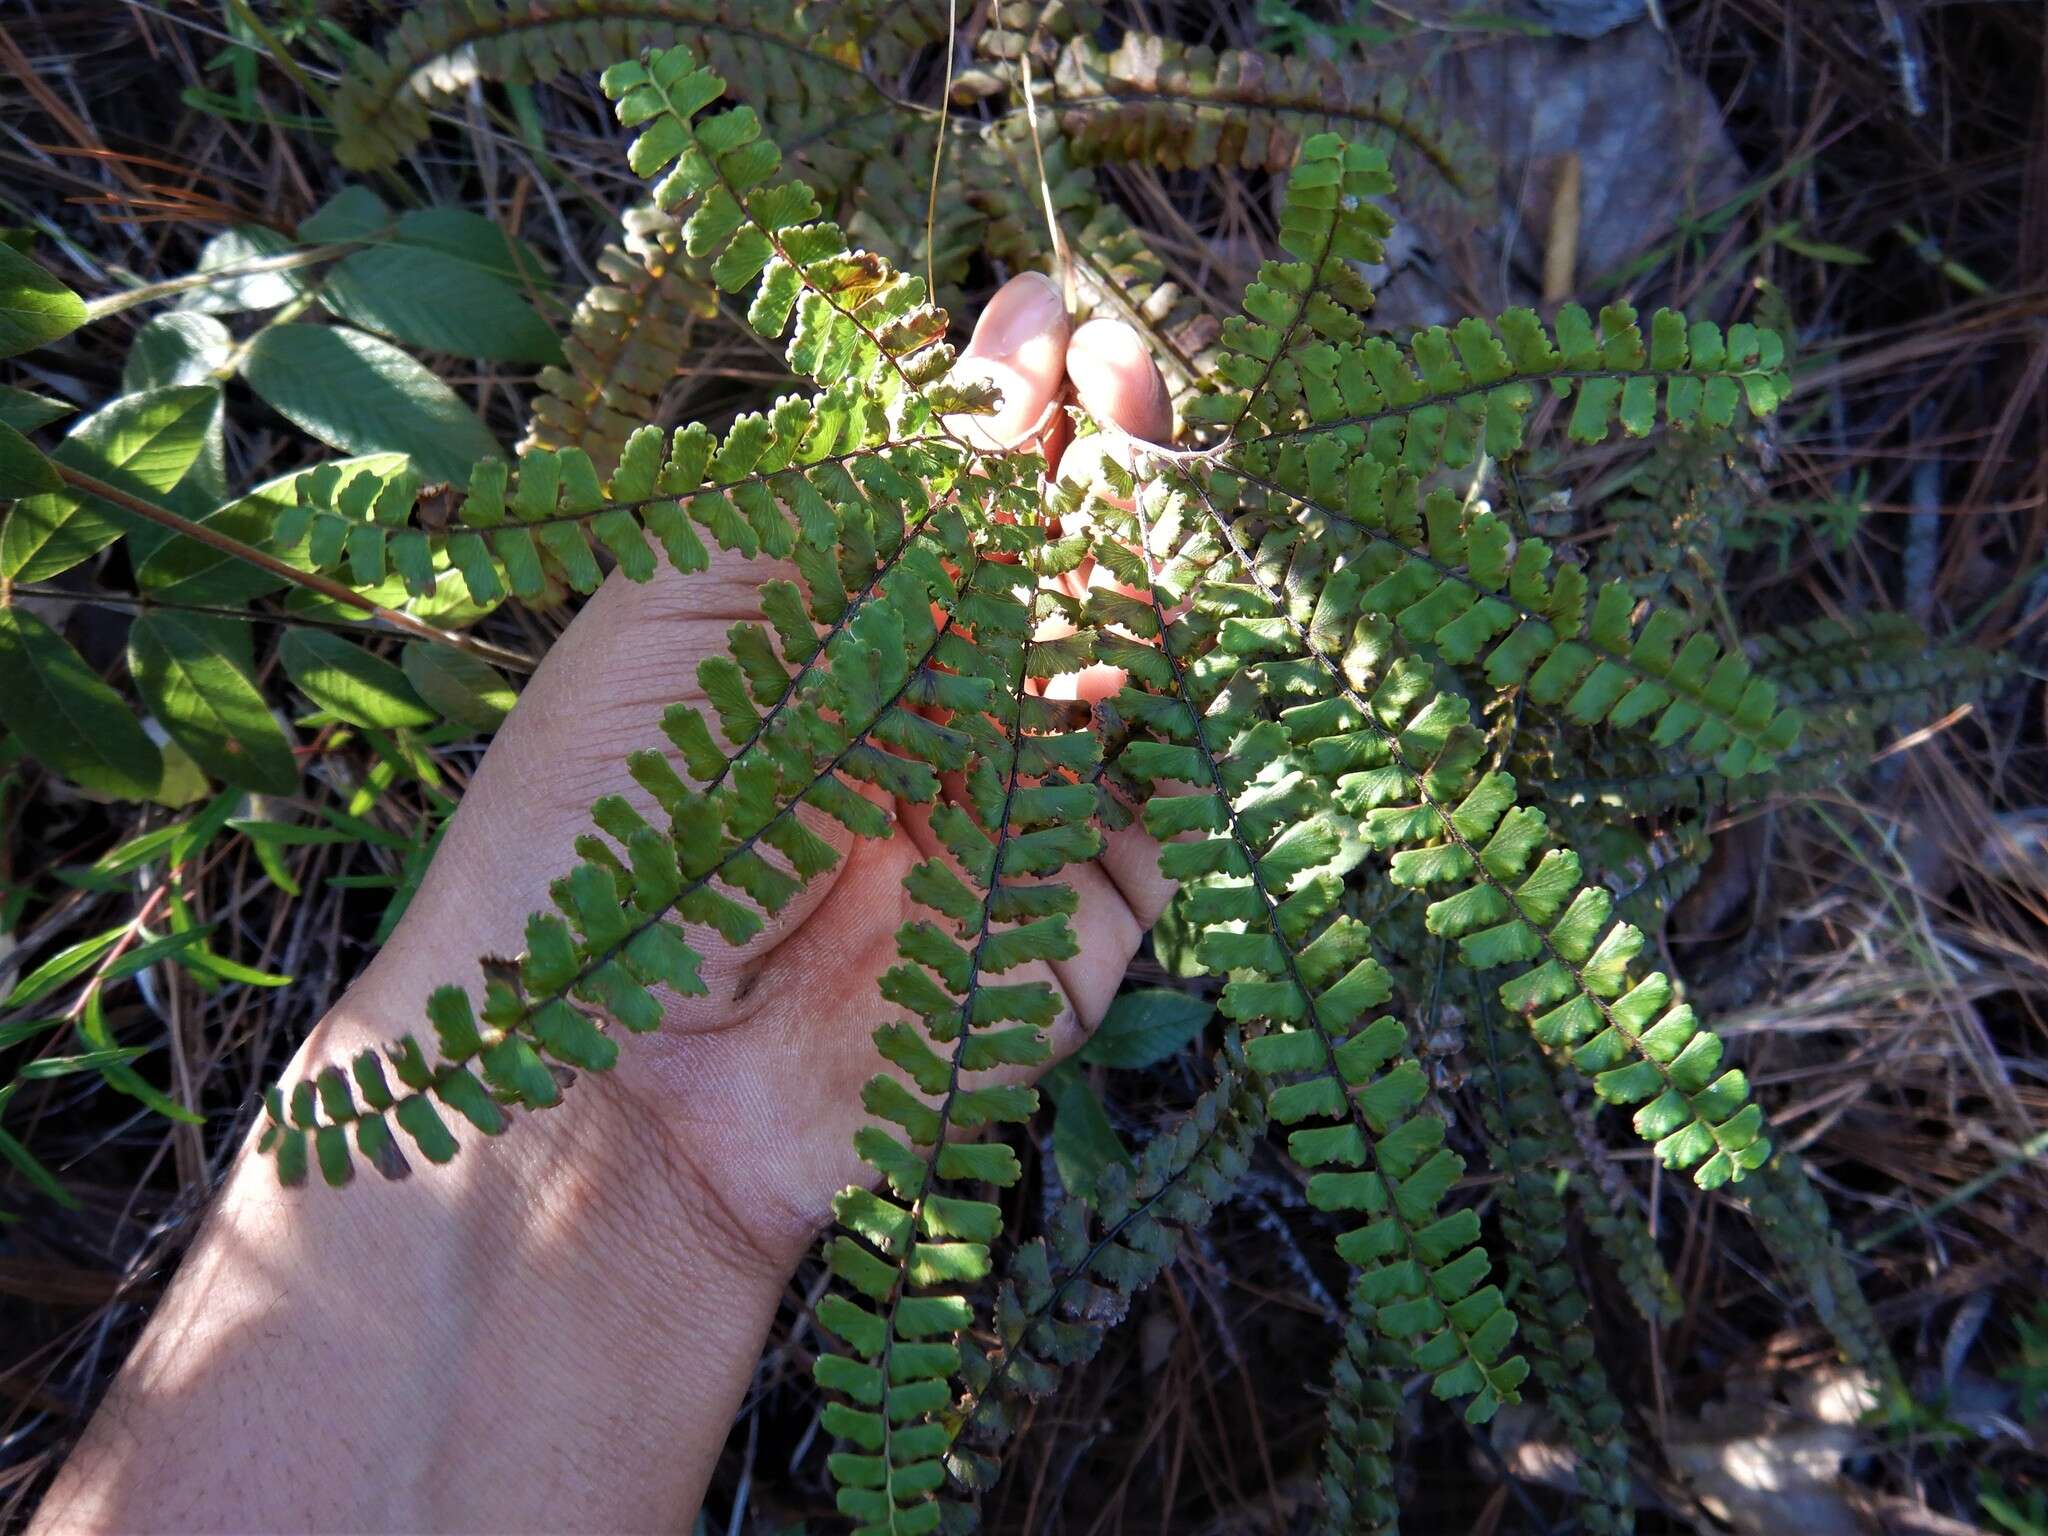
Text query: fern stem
868 591 1042 1519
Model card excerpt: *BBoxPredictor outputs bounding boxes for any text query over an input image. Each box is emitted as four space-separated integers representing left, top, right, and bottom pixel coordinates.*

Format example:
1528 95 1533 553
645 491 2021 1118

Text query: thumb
944 272 1072 452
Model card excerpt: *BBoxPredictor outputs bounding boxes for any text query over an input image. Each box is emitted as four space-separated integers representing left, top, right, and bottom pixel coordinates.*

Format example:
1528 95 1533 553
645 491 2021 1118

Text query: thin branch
46 464 536 673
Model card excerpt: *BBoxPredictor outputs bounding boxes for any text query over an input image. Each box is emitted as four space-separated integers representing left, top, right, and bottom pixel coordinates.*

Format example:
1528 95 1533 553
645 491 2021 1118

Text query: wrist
307 952 811 1290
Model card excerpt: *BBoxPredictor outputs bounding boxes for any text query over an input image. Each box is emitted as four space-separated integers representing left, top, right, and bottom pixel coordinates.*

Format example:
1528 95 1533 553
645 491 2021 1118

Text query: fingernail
971 271 1066 357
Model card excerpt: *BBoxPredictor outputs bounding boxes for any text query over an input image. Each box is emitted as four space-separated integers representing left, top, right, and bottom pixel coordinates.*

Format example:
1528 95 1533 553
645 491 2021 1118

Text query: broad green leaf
0 421 59 498
242 324 500 482
123 311 232 391
0 386 72 433
178 225 304 314
0 606 160 798
401 643 516 730
130 611 299 793
299 186 389 244
395 207 552 287
149 730 212 809
0 385 218 580
1079 986 1214 1069
135 453 406 605
0 244 87 357
1044 1062 1133 1201
278 628 434 728
282 556 499 628
320 245 562 365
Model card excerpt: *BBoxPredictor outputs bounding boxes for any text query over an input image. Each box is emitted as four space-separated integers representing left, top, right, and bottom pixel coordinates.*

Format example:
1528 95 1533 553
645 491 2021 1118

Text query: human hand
34 275 1179 1536
310 272 1179 1273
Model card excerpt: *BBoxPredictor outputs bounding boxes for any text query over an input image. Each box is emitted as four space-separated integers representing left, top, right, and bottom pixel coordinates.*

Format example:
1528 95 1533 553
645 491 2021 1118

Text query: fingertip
1067 318 1173 445
946 272 1072 452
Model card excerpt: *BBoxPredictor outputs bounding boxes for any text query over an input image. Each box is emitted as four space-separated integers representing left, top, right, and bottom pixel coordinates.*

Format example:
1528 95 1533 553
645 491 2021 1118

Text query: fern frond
1543 1063 1684 1328
813 569 1106 1536
261 520 988 1183
1050 33 1496 220
258 41 1023 1184
1536 619 2003 817
1100 485 1530 1426
1315 1293 1407 1536
1162 471 1769 1188
521 202 716 474
946 1043 1266 1499
1756 613 2005 723
1742 1150 1906 1401
278 416 959 605
330 0 925 172
1473 1014 1635 1535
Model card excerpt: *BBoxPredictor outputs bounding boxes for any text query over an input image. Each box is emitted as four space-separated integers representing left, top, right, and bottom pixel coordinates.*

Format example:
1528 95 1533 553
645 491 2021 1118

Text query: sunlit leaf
0 605 160 798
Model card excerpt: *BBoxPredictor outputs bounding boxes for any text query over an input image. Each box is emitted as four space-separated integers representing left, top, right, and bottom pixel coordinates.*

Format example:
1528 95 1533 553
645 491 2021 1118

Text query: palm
324 283 1175 1254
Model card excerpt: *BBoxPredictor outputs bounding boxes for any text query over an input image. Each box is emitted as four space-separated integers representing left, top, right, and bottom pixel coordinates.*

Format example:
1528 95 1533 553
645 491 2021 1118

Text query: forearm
33 965 793 1536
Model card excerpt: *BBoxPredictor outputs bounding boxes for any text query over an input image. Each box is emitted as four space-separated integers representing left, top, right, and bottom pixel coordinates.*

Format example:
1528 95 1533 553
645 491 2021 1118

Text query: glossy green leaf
401 643 516 730
1044 1062 1133 1201
129 611 299 793
123 311 232 391
0 605 160 798
242 324 500 483
278 628 435 728
0 385 219 580
393 208 551 287
298 186 389 244
320 246 562 365
0 243 87 358
177 225 303 314
1079 986 1214 1069
0 386 71 433
0 421 59 498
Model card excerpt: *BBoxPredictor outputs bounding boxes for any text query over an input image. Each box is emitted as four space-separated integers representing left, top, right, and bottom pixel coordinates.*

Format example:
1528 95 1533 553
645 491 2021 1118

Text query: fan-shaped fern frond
247 57 1921 1529
259 40 1017 1183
